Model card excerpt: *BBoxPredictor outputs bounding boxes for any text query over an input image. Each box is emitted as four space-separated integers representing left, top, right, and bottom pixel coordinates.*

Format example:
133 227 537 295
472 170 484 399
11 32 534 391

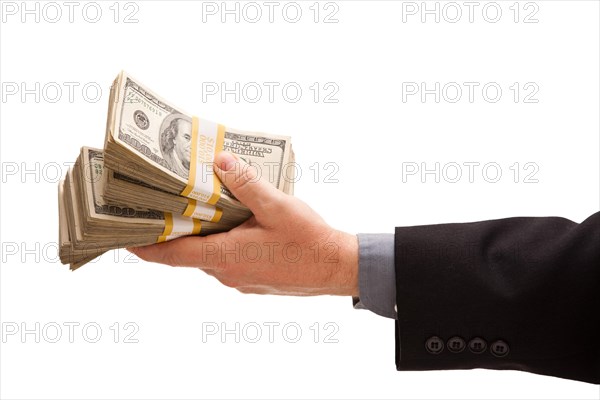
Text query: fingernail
214 151 237 171
126 247 137 253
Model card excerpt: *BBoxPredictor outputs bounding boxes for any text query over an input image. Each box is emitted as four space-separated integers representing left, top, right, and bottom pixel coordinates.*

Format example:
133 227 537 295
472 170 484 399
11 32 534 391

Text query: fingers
127 234 226 269
213 151 284 220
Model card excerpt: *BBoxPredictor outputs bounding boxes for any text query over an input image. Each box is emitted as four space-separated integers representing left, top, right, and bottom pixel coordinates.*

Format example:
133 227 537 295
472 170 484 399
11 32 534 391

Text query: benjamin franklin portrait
159 113 192 179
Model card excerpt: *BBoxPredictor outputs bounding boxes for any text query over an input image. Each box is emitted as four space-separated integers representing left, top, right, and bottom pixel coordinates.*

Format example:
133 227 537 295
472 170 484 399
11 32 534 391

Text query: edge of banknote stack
59 71 295 270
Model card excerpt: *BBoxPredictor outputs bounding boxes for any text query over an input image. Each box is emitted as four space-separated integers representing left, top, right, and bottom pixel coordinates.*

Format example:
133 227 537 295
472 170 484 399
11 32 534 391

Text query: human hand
128 151 359 296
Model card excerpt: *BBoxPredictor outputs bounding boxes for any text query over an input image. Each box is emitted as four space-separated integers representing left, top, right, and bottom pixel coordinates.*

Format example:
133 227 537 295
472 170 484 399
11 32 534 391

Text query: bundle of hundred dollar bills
59 71 295 270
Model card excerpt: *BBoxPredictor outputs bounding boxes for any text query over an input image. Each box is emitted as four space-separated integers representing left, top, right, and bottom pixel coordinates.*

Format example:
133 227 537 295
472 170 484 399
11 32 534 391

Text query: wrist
328 230 359 296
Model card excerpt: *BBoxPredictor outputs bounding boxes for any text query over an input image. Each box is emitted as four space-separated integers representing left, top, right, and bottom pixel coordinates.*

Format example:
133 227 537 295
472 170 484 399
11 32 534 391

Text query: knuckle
232 173 253 195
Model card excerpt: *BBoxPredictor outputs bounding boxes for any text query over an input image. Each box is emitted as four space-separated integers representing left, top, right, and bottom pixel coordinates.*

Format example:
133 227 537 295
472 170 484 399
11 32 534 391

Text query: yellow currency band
157 213 202 243
212 123 226 203
180 117 200 200
180 116 225 205
183 199 223 223
157 213 174 243
192 219 202 235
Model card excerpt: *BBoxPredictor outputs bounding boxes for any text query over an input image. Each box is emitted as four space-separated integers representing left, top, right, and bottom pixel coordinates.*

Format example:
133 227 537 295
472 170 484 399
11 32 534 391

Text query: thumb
213 151 284 218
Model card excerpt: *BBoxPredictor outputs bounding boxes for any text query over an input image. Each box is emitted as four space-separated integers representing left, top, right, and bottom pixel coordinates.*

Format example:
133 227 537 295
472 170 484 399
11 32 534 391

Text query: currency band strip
183 199 223 222
180 116 225 205
157 213 202 243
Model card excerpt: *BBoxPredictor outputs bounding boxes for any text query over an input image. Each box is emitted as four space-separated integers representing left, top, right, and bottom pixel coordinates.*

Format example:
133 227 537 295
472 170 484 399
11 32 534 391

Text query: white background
1 0 599 398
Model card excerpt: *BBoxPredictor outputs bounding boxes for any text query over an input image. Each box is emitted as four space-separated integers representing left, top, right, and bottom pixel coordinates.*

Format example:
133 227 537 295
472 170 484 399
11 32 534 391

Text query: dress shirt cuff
352 233 397 319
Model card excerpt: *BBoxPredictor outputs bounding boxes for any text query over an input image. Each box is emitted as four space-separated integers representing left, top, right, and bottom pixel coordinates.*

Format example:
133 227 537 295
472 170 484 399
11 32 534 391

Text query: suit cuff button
447 336 466 353
425 336 444 354
468 337 488 354
491 340 510 357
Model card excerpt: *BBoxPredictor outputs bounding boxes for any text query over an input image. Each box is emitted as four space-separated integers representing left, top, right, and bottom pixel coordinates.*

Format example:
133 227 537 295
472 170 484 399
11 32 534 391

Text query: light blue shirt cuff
352 233 397 319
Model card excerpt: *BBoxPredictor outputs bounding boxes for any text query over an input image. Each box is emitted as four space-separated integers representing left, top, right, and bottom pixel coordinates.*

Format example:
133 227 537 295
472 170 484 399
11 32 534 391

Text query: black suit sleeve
394 212 600 384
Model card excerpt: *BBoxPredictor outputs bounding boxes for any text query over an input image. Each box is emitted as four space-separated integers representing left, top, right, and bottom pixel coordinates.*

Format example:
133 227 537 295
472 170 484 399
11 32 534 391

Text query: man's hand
128 151 359 297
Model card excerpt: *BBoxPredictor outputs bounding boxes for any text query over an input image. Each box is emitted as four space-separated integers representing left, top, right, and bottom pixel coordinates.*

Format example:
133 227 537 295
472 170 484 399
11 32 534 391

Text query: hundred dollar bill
103 71 293 211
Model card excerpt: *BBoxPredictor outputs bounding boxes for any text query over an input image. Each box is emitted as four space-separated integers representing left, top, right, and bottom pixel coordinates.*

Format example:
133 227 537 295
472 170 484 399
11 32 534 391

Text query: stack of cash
59 71 294 270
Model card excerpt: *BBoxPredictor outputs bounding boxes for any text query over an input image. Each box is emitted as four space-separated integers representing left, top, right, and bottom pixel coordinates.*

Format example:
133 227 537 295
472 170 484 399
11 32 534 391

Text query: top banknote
103 71 293 211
